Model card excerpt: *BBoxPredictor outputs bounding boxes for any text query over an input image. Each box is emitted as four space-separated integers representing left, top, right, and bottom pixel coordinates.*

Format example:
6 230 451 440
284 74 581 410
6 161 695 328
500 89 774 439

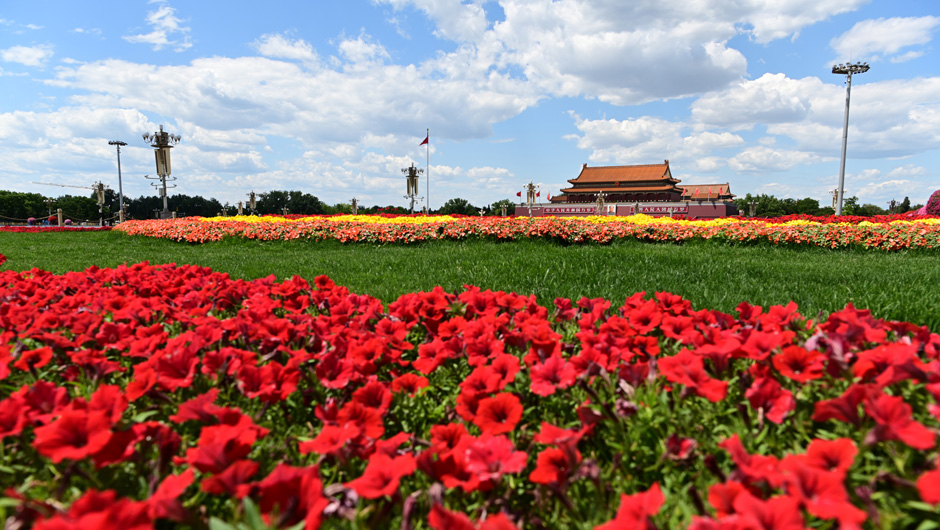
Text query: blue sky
1 0 938 210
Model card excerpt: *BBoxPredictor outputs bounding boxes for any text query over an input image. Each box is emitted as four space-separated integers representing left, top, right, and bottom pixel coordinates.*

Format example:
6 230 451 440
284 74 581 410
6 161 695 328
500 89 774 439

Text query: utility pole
108 140 127 222
831 62 869 216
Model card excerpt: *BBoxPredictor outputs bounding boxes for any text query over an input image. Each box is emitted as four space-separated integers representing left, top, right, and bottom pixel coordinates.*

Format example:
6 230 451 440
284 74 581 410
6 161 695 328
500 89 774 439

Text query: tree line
0 188 924 224
732 194 922 217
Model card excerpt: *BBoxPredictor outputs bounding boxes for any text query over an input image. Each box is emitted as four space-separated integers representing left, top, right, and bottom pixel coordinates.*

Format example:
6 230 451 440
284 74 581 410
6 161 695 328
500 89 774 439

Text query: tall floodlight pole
108 140 127 221
143 125 182 218
831 62 869 216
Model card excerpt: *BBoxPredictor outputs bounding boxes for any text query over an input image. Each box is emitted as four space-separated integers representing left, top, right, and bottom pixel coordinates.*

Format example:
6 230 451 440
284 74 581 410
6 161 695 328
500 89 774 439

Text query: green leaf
130 410 161 423
242 497 267 530
208 517 241 530
907 500 940 512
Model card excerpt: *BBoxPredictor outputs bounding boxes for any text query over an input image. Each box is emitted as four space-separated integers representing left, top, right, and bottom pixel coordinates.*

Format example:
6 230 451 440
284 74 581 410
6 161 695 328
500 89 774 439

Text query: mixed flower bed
1 253 938 529
112 214 940 250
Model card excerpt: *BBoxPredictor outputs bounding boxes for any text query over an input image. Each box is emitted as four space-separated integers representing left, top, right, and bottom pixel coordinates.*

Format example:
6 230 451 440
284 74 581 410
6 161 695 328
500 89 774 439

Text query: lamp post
143 125 181 218
108 140 127 222
402 163 424 214
831 62 869 216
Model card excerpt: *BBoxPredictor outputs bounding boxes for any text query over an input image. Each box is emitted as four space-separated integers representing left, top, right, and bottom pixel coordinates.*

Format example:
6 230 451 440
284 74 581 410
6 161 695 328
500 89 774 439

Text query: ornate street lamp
402 163 424 214
143 125 181 218
831 62 869 216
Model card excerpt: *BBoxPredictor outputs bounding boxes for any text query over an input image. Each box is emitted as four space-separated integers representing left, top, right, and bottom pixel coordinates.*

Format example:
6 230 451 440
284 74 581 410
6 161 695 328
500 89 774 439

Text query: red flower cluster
1 261 939 528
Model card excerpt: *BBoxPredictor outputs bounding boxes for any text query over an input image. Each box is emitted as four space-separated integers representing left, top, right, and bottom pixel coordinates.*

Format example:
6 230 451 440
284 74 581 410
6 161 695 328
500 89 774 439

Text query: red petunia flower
596 482 665 530
780 455 866 525
297 424 361 456
732 491 805 530
812 384 873 426
745 375 795 424
803 438 857 477
148 469 194 522
428 504 519 530
772 345 825 383
352 379 393 413
472 393 523 435
13 346 54 372
200 459 260 495
345 453 417 499
719 434 782 488
0 394 28 439
918 465 940 504
529 354 577 397
864 391 936 450
465 435 527 482
391 373 430 395
658 349 728 403
32 408 114 463
336 400 385 440
528 446 581 486
707 481 746 518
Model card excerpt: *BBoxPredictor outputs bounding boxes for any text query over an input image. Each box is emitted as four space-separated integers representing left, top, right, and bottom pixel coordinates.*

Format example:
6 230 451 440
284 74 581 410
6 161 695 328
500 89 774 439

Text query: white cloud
123 1 192 52
888 164 928 179
728 146 818 172
742 0 870 43
72 28 103 38
1 44 54 66
336 35 391 69
374 0 870 106
566 114 743 169
254 34 319 64
831 16 940 63
376 0 489 42
692 74 821 128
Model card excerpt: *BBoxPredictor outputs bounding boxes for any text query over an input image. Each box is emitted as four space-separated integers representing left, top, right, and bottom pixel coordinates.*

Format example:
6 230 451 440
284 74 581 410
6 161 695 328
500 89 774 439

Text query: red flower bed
0 255 938 528
0 226 111 233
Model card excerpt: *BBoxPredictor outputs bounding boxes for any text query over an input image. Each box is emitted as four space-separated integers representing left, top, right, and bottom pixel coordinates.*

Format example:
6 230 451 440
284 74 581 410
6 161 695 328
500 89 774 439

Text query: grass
2 230 939 330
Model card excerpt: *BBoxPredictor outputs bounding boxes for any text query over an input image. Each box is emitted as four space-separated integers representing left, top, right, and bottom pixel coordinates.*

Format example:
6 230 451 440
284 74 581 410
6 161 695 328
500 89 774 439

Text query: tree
841 196 860 215
794 197 821 215
899 196 911 213
0 191 47 221
56 195 102 222
438 198 477 216
488 199 515 216
855 203 886 217
255 190 326 215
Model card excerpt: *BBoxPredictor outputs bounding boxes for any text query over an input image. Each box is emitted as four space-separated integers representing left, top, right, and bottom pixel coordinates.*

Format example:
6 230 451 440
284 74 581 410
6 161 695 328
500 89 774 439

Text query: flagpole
426 128 429 214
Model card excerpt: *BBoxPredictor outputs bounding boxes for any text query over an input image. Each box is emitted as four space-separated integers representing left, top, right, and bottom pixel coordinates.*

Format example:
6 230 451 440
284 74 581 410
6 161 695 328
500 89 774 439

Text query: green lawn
2 230 939 329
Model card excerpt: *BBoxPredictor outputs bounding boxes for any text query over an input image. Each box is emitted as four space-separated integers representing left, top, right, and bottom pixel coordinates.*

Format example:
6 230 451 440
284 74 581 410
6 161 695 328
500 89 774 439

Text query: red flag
536 191 540 198
420 134 428 146
516 191 522 197
547 193 552 201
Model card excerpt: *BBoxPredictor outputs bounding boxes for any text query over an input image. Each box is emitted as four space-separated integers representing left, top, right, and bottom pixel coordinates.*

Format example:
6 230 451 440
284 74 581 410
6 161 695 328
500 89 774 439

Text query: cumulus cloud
742 0 869 43
566 114 743 169
728 146 818 172
691 74 822 128
376 0 489 42
123 1 192 52
1 44 54 66
253 34 319 64
376 0 870 106
831 16 940 63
